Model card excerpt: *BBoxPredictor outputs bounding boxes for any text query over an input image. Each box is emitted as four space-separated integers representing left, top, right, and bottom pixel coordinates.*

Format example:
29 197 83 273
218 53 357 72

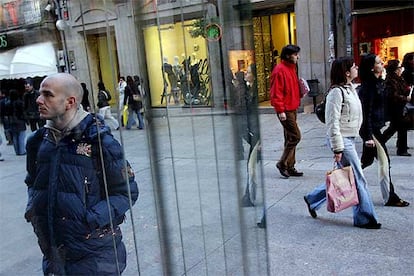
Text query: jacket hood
45 111 110 143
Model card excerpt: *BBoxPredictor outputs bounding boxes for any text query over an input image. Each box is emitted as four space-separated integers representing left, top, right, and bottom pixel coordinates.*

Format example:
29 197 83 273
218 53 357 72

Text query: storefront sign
0 34 8 48
205 23 222 42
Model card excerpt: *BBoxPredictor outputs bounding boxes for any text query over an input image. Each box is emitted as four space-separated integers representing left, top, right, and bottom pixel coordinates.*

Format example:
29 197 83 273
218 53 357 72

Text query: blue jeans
126 107 144 129
11 130 26 155
305 137 379 226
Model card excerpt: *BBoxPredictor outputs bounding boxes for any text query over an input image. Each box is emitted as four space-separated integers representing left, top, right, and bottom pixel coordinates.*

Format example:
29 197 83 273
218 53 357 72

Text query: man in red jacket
270 44 303 178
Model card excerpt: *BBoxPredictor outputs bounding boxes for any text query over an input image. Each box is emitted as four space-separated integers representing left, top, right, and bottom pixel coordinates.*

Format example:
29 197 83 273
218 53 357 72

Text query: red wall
352 8 414 64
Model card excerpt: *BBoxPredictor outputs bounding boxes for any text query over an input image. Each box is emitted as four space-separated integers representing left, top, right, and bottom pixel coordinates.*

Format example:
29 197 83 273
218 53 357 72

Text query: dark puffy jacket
358 77 387 141
23 90 41 120
9 99 27 132
24 114 138 275
385 74 410 118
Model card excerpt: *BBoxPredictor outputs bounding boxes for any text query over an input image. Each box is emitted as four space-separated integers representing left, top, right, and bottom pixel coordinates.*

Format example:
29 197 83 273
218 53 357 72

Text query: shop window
143 19 211 107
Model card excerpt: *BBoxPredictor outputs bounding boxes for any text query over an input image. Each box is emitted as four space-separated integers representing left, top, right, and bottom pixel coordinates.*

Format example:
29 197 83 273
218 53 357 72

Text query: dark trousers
383 115 408 153
278 110 301 169
361 129 400 203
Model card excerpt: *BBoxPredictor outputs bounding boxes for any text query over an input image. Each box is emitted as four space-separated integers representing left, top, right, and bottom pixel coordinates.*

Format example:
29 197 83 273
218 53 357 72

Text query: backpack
315 86 345 124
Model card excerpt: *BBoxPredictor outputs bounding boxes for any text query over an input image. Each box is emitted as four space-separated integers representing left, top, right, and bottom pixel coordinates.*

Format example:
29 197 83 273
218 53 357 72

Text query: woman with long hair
304 57 381 229
382 60 411 156
358 54 409 207
123 75 144 129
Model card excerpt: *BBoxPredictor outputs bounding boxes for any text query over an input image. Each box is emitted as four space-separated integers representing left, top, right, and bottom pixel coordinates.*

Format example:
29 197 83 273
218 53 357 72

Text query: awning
0 42 58 79
0 49 16 78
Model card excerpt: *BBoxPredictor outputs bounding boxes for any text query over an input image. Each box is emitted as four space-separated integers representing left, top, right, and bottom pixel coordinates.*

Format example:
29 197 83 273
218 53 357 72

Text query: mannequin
162 57 179 104
191 52 199 66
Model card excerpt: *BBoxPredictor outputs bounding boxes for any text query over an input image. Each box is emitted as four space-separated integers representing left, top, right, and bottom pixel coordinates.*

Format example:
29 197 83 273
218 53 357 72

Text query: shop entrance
86 30 119 107
252 12 296 105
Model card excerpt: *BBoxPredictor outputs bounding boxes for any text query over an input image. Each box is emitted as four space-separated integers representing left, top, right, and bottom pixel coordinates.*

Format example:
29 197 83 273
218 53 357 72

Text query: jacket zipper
83 176 90 207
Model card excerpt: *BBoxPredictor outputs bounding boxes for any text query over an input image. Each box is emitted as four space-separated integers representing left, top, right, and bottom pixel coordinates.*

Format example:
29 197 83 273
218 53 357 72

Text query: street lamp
53 0 70 73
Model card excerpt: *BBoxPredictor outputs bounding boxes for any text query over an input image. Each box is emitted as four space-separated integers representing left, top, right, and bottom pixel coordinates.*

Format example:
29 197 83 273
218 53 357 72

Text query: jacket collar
44 108 89 143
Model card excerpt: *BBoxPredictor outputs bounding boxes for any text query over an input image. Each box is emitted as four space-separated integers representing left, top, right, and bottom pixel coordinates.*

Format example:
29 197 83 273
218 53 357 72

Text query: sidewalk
261 113 414 275
0 111 413 275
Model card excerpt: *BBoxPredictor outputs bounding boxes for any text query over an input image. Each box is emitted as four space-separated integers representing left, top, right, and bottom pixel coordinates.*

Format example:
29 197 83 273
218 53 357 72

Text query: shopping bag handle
333 161 344 170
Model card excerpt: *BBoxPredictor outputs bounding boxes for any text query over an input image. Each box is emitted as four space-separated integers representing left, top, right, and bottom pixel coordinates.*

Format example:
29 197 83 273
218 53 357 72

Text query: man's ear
66 96 77 110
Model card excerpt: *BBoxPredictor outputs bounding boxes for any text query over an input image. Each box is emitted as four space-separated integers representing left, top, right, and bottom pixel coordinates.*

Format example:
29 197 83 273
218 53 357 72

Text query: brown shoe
276 162 290 178
288 168 303 177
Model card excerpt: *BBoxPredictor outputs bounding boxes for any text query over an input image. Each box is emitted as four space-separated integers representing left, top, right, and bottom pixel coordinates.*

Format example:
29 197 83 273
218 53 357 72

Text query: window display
143 20 211 107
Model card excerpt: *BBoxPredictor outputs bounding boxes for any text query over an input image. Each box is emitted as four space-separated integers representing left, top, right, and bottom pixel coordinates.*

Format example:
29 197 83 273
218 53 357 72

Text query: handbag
298 78 310 98
122 105 129 126
132 94 142 102
326 162 359 213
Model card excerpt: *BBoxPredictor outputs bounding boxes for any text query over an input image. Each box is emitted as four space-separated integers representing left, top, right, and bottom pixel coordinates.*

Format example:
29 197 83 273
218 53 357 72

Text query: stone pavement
261 112 413 276
0 110 413 275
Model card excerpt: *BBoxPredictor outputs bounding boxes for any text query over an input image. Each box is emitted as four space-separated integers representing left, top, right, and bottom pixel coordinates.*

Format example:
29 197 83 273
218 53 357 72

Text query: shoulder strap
328 85 346 104
336 86 345 104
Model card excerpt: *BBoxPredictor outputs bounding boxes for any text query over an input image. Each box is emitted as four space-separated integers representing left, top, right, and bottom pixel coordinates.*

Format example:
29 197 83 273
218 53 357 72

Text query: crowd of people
0 74 146 160
0 78 45 157
267 45 412 230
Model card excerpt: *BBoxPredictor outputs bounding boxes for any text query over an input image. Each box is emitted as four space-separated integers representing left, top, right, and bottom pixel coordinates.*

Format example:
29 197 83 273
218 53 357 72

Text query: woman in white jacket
304 56 381 229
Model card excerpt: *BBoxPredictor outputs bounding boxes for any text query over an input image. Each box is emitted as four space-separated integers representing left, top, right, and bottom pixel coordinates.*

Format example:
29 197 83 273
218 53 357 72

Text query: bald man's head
41 73 83 108
37 73 87 127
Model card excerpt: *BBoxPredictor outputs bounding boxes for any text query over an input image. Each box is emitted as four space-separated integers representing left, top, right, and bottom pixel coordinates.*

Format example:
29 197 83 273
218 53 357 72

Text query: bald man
36 73 85 130
24 73 139 275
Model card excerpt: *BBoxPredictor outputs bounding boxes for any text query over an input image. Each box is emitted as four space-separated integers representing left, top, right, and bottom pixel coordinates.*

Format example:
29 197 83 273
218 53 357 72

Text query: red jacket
270 61 300 113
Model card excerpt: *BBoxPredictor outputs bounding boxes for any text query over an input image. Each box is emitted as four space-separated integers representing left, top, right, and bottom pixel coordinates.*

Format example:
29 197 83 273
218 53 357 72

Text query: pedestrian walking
401 52 414 144
402 52 414 88
118 76 126 111
270 44 303 178
80 82 91 112
24 73 139 275
230 64 261 207
97 80 119 130
8 89 26 155
304 56 381 229
23 77 45 131
124 75 144 129
0 89 13 145
358 54 409 207
383 60 411 156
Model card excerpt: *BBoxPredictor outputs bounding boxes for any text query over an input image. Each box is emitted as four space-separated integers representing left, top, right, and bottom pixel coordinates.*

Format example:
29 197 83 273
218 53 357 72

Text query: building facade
0 0 413 274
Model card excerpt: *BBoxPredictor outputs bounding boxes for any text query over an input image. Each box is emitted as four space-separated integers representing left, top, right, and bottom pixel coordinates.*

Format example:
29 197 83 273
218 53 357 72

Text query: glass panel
0 0 268 275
